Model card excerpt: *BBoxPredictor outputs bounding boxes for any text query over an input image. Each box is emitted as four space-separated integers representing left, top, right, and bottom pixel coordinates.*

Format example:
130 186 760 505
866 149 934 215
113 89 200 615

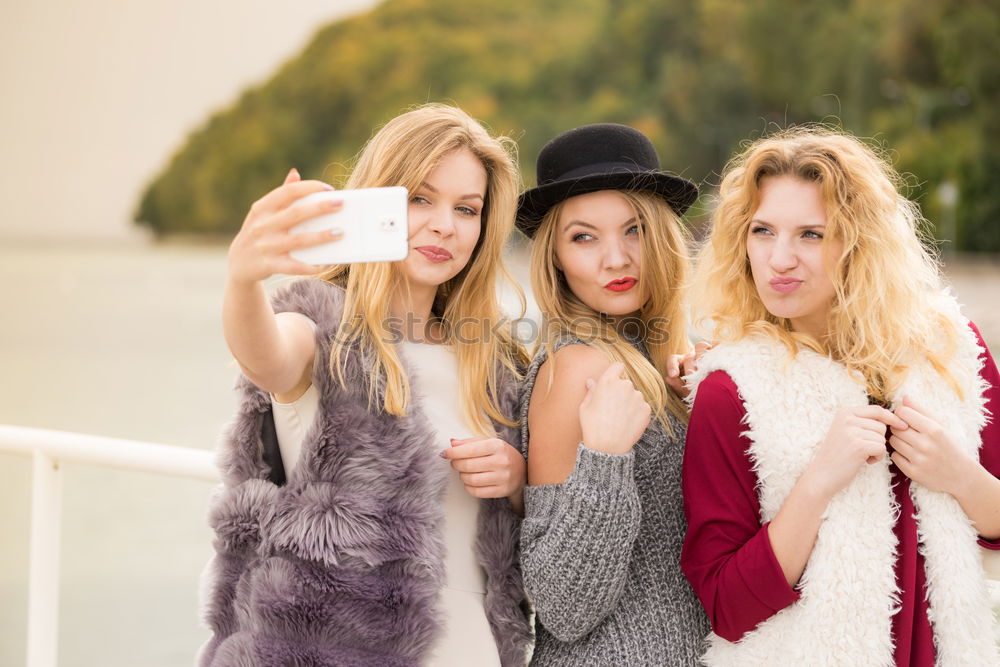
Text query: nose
769 236 798 272
602 237 632 271
425 204 456 238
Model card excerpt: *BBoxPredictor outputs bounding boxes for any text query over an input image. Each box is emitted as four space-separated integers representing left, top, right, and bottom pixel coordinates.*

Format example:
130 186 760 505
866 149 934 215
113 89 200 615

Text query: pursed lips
604 277 637 293
769 276 803 293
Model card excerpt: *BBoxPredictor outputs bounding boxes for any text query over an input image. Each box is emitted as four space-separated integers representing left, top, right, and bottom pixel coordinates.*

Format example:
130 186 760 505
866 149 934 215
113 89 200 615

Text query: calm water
0 239 533 666
0 242 996 665
0 242 236 666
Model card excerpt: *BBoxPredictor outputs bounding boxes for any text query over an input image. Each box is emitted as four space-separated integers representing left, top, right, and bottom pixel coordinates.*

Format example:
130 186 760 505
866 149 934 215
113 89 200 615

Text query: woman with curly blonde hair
681 127 1000 666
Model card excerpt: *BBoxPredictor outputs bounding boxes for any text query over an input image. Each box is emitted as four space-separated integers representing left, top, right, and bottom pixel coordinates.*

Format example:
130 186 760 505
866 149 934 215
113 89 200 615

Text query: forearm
521 446 641 641
765 473 832 587
952 462 1000 540
222 276 301 392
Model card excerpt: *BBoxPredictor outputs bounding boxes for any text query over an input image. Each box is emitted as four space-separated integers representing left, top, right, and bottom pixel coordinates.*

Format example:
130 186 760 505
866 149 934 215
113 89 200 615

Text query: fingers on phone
296 230 342 249
266 179 335 211
297 196 343 223
277 197 343 232
277 258 325 276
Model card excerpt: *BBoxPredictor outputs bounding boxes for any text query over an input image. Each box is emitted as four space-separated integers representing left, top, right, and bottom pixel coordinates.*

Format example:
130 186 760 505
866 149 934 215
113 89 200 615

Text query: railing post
27 449 61 667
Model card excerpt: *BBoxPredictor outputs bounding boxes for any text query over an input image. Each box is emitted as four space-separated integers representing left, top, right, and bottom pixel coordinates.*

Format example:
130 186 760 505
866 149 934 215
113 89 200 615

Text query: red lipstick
605 277 637 293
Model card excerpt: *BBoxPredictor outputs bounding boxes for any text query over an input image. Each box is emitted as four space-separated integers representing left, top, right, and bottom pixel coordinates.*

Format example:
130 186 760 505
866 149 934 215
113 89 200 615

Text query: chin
402 262 461 288
586 296 643 318
766 305 805 323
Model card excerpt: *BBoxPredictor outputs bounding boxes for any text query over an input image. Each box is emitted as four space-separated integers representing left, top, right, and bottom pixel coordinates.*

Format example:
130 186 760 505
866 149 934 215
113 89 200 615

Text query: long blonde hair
320 104 528 432
694 126 959 403
531 189 692 424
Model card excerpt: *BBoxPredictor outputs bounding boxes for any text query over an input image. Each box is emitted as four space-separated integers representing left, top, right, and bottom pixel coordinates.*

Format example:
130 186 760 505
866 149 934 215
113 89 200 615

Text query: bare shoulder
527 344 613 485
538 344 612 393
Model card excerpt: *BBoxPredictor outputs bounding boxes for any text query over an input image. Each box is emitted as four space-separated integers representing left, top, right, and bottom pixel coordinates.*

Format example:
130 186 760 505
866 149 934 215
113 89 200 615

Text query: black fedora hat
516 123 698 238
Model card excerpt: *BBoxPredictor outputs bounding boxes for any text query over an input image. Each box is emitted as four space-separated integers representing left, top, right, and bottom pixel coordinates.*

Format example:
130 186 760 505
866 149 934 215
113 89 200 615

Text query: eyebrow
418 182 484 201
563 217 637 232
750 218 826 231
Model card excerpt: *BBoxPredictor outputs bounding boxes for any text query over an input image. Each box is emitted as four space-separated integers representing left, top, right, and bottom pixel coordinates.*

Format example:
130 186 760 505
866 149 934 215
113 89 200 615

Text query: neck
789 313 830 342
390 282 443 343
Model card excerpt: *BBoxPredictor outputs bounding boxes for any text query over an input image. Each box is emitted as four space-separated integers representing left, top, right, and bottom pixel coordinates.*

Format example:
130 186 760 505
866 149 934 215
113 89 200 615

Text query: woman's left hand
665 341 713 398
441 437 526 514
890 396 976 495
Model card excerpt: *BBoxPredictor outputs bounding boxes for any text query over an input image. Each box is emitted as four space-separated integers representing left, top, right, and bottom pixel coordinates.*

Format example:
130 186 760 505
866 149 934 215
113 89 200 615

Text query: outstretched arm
223 168 338 397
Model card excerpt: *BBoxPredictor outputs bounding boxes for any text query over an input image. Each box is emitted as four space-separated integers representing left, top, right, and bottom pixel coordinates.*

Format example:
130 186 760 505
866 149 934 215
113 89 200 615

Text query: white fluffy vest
687 302 999 667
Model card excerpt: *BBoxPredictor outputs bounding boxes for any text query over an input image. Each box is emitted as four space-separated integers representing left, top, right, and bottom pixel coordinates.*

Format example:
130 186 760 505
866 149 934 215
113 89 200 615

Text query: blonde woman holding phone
199 104 532 666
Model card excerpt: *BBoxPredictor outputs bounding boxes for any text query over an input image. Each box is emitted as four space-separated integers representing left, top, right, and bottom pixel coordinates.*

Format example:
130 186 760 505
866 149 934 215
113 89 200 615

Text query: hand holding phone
289 187 409 265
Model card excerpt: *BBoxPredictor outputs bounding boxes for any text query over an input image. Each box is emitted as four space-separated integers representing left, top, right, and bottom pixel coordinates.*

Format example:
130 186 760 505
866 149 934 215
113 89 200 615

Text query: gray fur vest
198 279 531 666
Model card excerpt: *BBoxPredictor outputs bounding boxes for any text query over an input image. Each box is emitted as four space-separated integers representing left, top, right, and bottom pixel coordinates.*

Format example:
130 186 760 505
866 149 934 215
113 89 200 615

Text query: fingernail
330 228 344 237
290 168 299 177
438 450 448 458
322 183 334 190
326 199 342 208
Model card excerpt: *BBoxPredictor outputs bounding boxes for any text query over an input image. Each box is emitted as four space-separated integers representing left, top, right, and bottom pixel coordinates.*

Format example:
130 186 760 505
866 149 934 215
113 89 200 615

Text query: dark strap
259 406 287 486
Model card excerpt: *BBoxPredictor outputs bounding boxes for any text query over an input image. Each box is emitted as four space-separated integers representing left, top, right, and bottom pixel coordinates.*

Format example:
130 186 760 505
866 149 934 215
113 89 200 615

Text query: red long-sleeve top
681 323 1000 666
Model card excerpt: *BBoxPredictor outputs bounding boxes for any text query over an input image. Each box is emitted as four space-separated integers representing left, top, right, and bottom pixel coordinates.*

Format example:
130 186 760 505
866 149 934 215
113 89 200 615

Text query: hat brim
516 171 698 238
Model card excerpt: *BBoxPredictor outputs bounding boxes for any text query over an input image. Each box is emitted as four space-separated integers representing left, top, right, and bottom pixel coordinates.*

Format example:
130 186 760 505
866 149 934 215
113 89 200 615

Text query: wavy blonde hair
319 104 528 433
694 126 959 403
531 189 692 424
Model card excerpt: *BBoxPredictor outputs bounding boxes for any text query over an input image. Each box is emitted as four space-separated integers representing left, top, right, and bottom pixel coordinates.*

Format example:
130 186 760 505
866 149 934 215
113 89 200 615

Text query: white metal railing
0 424 218 667
2 423 999 662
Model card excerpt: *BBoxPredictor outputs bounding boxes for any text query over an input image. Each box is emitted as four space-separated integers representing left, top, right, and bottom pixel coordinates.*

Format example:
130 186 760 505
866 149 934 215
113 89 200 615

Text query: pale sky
0 0 380 241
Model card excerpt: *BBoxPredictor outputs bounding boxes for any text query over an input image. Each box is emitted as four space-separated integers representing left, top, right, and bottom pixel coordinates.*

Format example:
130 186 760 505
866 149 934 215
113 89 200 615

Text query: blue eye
750 225 771 235
457 205 480 217
803 229 823 239
410 195 429 205
626 224 641 236
572 232 593 242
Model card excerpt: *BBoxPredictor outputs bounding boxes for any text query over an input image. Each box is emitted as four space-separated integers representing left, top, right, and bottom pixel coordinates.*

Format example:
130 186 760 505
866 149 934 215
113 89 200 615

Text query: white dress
271 339 500 666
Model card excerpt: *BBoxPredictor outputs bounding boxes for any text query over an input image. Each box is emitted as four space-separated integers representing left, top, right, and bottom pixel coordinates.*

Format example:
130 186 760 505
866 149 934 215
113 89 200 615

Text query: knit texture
518 337 709 666
198 279 531 666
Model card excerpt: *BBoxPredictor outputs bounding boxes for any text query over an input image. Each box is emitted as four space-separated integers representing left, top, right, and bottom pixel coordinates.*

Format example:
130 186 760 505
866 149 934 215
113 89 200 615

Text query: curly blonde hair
693 126 960 403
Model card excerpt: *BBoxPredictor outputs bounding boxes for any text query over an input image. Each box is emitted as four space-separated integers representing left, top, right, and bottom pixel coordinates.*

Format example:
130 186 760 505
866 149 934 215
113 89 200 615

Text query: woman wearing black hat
515 124 710 665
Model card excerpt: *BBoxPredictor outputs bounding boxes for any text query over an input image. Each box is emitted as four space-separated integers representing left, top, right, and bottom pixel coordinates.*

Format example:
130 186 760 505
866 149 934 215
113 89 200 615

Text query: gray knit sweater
518 337 709 666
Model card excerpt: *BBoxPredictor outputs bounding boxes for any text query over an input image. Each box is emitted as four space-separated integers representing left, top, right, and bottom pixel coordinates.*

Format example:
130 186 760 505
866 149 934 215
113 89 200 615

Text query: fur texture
685 297 999 667
199 279 531 666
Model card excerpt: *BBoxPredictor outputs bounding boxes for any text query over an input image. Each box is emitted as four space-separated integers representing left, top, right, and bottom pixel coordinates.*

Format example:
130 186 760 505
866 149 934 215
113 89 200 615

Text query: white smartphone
289 186 409 265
